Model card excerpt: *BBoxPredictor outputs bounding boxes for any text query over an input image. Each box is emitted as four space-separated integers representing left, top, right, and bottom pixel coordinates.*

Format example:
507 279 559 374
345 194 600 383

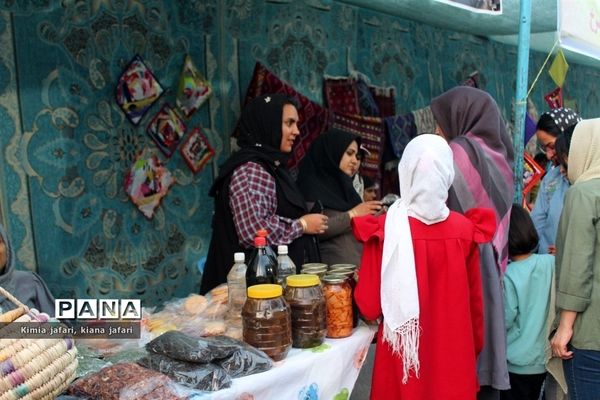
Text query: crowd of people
198 86 599 400
2 85 599 400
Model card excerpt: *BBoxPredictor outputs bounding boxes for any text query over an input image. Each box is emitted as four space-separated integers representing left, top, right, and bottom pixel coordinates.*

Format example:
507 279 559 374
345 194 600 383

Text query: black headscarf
297 128 363 211
210 94 305 210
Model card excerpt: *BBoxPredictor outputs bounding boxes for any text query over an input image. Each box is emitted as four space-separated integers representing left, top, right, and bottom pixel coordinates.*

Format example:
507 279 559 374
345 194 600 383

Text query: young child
501 204 554 400
0 223 55 315
352 134 496 400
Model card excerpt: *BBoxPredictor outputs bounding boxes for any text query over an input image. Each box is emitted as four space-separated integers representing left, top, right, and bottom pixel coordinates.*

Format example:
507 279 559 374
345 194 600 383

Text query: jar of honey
284 274 327 348
242 284 291 361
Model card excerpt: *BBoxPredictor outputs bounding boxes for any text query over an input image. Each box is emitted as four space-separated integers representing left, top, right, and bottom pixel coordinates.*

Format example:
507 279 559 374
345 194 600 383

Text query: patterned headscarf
431 86 514 271
540 108 582 134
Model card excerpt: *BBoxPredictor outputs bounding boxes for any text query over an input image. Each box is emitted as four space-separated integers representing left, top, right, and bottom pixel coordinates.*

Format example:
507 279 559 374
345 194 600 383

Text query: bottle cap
254 236 266 246
287 274 320 287
329 263 357 270
256 229 268 237
277 245 288 255
247 284 282 299
234 252 245 262
321 274 347 284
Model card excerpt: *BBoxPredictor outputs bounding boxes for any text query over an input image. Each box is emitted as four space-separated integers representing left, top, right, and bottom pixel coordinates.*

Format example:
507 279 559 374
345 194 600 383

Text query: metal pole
513 0 532 204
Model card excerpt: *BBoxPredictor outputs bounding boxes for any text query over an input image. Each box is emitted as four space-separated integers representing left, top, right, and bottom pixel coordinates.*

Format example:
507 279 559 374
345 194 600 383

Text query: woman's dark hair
362 175 376 190
508 203 539 257
533 152 547 167
283 96 300 109
536 113 562 137
554 123 577 170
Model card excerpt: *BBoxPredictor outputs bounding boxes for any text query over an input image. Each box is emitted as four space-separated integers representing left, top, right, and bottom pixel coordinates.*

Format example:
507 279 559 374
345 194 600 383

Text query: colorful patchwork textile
115 55 164 126
239 62 330 176
146 104 186 158
331 113 385 182
323 75 361 115
181 127 215 174
384 112 417 158
176 54 212 118
124 150 175 219
412 106 436 135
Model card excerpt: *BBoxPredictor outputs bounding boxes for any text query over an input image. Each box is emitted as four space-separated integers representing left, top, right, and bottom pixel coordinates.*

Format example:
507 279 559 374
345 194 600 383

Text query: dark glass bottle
246 236 277 287
256 229 278 263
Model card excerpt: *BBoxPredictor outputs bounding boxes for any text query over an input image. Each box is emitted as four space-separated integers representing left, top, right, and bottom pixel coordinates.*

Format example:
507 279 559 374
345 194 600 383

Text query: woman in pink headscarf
431 86 515 399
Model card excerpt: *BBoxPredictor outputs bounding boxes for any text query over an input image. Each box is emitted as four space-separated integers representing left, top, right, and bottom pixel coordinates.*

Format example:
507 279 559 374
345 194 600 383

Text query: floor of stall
350 343 375 400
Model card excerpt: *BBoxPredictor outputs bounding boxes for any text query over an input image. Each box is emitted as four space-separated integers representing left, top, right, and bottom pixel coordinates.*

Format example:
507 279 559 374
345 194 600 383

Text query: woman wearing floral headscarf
353 134 495 399
550 118 600 399
430 86 515 399
531 108 581 255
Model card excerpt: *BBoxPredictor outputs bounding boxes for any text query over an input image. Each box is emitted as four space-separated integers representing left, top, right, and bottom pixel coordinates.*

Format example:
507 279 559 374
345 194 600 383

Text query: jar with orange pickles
327 269 359 328
321 275 353 338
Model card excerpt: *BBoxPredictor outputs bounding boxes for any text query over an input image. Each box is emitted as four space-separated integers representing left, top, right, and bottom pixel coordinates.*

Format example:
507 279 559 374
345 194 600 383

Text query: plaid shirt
229 162 304 248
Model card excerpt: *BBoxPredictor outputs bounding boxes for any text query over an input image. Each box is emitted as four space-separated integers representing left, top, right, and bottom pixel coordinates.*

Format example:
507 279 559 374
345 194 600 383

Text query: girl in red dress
353 134 496 399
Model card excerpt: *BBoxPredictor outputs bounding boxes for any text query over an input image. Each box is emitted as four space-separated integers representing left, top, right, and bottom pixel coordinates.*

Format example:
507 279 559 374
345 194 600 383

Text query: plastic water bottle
276 245 296 288
246 236 277 288
227 252 247 315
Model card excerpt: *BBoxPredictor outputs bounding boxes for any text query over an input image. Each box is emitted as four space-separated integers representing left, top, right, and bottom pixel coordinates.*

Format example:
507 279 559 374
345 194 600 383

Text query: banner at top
559 0 600 60
434 0 502 15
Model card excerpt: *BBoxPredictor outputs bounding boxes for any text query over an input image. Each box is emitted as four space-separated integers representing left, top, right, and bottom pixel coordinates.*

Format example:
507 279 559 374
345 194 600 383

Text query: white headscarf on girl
381 134 455 383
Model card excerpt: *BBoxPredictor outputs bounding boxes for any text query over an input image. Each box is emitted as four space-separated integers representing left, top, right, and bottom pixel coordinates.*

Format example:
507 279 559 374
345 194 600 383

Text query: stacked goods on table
67 331 272 398
76 284 241 368
0 286 78 400
143 284 242 340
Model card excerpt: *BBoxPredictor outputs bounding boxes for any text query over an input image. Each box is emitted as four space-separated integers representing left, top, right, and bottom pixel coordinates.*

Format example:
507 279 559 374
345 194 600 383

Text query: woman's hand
300 213 329 234
349 201 383 218
550 310 576 360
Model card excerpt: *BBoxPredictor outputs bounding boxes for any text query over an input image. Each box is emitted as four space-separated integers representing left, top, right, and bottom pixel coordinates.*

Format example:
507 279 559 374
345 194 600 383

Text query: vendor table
198 325 375 400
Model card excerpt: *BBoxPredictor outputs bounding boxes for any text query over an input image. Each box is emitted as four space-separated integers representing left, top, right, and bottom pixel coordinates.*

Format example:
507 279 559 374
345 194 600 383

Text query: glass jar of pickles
326 270 358 328
242 284 292 361
284 274 327 348
321 275 353 338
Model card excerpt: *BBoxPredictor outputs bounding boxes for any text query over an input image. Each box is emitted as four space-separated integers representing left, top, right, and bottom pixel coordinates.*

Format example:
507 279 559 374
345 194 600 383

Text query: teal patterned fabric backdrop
0 0 598 306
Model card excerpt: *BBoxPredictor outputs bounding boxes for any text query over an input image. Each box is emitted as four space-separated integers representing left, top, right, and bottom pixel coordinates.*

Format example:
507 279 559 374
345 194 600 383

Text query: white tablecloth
194 325 375 400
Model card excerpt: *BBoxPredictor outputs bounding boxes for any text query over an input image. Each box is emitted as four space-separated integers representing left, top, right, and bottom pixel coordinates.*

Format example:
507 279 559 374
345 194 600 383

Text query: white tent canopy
339 0 600 68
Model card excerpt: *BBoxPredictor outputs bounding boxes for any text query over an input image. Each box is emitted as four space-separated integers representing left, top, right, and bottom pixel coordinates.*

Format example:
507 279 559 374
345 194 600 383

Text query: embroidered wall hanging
124 150 175 219
180 127 215 174
176 54 212 118
323 75 361 115
115 55 164 126
146 104 187 158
